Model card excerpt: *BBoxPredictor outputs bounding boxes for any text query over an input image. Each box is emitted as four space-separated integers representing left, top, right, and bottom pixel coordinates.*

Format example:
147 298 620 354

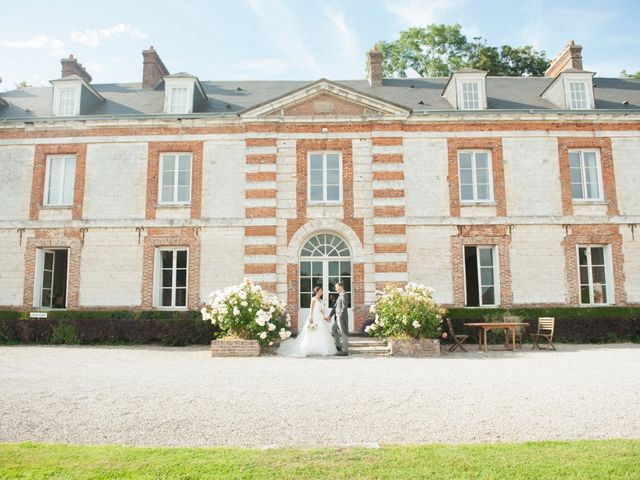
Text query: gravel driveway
1 344 639 448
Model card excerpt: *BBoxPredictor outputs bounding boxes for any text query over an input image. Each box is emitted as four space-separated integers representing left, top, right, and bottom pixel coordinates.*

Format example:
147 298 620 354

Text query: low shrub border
0 310 217 346
444 306 640 344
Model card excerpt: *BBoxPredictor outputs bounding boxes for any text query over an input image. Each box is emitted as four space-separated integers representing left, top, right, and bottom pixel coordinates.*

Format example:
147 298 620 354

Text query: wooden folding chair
446 318 469 352
530 317 556 350
503 315 525 348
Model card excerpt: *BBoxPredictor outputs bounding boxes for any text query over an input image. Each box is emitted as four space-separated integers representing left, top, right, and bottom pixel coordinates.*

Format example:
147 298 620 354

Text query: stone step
349 346 391 355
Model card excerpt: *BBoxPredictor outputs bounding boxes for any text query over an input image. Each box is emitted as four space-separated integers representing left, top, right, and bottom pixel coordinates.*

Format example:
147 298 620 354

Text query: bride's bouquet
307 321 317 332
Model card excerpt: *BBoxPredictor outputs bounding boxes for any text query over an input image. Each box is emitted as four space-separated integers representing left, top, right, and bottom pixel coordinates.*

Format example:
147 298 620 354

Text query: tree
15 81 33 89
621 70 640 79
375 24 550 77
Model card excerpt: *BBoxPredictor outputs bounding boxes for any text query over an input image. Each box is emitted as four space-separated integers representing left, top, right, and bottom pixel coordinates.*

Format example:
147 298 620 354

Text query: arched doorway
298 233 353 332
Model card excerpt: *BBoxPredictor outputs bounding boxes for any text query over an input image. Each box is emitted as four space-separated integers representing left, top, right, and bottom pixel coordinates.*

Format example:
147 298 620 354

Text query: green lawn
1 440 639 479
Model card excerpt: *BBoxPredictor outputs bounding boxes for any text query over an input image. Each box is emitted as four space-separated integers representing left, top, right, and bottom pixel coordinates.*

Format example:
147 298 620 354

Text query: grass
1 440 639 479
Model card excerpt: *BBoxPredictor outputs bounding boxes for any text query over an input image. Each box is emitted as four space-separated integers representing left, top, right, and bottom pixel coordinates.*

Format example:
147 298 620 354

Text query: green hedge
445 306 640 344
0 310 217 346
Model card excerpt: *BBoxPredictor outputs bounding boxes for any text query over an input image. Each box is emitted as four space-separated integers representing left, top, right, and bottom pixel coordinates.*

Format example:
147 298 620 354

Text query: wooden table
464 322 530 352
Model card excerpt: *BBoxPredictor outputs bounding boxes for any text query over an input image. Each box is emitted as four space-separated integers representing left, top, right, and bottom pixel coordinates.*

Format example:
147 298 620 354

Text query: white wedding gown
277 299 338 358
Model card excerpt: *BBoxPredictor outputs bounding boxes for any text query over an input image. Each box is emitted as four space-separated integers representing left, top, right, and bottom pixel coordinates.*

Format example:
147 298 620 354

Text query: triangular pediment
240 79 411 118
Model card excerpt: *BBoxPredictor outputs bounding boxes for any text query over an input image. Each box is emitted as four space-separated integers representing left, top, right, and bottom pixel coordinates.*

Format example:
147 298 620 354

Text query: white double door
298 259 354 333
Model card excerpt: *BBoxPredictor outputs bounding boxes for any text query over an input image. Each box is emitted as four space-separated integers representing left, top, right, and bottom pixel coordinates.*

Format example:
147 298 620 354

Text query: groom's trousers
332 315 349 353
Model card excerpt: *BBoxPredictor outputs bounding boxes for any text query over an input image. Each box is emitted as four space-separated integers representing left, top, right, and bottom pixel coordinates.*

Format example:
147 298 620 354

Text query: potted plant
366 283 446 356
201 278 292 356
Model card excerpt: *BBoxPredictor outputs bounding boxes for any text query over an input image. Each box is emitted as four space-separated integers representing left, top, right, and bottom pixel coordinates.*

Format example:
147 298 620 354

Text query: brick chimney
545 40 583 77
142 46 169 89
367 47 383 87
61 54 92 83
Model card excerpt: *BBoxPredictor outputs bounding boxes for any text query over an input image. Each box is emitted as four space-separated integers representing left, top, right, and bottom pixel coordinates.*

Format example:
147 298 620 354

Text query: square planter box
211 338 260 357
388 338 440 357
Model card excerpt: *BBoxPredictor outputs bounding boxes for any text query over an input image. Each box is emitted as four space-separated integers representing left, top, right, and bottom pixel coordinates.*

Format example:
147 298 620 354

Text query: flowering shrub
366 283 445 339
201 278 292 346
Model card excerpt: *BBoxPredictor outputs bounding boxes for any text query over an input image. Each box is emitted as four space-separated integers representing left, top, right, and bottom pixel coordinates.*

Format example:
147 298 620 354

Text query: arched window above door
300 233 351 257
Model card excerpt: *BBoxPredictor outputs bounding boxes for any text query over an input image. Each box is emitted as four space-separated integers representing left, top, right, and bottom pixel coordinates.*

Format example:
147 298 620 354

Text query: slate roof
1 76 639 120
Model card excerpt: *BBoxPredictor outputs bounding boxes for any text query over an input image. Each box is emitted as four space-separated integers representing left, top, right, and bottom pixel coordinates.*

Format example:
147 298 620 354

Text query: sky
1 0 639 91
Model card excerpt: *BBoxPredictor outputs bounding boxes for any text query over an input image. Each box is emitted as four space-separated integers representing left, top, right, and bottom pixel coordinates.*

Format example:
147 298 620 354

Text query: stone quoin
0 42 639 331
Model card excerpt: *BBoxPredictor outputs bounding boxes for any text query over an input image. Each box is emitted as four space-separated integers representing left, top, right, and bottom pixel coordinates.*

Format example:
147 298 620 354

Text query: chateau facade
1 42 639 331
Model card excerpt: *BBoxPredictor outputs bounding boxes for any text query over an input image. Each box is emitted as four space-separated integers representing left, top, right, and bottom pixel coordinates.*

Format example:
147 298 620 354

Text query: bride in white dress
277 287 338 358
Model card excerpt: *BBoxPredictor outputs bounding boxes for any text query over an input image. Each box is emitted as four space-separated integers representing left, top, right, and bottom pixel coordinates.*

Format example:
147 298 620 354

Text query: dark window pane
162 288 172 307
175 288 187 307
44 252 54 270
591 247 605 266
300 293 311 308
312 276 323 289
580 285 591 304
300 278 311 292
578 248 588 266
464 246 479 306
579 266 589 285
329 262 339 276
328 293 338 308
161 250 173 269
42 290 51 308
480 267 494 287
176 250 187 268
481 286 495 305
571 183 583 199
43 271 52 289
342 277 351 292
340 261 351 275
299 261 311 276
592 266 606 284
176 269 187 288
312 261 323 275
162 270 172 288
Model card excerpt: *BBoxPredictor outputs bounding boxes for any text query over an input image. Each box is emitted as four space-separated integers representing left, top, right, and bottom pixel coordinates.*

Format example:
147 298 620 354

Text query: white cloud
323 4 362 78
0 34 64 51
384 0 467 27
70 23 148 47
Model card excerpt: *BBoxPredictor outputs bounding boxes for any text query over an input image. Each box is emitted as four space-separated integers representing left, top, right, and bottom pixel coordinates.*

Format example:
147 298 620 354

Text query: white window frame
460 81 481 110
569 149 604 202
158 153 192 205
568 81 589 109
33 248 70 309
52 83 81 116
576 244 614 306
58 88 78 116
458 150 494 203
153 247 189 309
169 87 189 114
307 151 343 204
43 155 76 207
463 245 500 307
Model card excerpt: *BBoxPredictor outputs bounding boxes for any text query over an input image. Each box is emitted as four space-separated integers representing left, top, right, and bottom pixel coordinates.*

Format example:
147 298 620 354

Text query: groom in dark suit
331 281 349 356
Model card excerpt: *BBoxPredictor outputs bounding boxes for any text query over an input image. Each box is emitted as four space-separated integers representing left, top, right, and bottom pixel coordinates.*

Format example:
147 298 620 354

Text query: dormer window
58 88 78 116
169 87 189 114
442 69 487 111
568 81 588 109
163 73 208 115
461 82 481 110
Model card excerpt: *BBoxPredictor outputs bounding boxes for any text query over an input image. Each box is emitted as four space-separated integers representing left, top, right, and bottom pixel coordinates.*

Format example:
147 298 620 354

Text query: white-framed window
58 88 77 116
461 82 481 110
577 245 613 305
464 245 499 307
458 150 493 202
159 153 192 204
44 155 76 206
308 151 342 203
569 150 603 201
169 87 189 114
568 81 589 109
155 248 188 308
34 248 69 309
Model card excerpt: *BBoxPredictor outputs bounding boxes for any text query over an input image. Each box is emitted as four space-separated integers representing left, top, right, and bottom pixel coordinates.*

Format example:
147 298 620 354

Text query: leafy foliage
201 278 292 346
621 70 640 79
374 23 550 77
366 283 445 339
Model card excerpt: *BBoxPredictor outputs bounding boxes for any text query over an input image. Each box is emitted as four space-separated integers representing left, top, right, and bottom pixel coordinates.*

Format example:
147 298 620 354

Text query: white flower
233 306 240 317
259 332 267 339
279 330 289 340
267 322 276 331
412 320 420 328
364 325 371 333
269 341 274 346
241 301 248 307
